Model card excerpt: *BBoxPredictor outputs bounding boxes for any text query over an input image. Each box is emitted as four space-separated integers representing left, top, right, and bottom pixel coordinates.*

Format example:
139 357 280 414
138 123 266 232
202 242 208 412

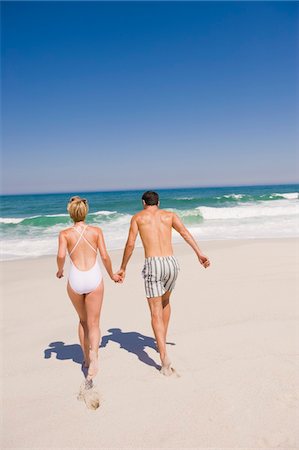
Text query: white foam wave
223 194 244 200
184 215 299 241
272 192 298 200
90 210 117 216
170 208 202 217
197 201 299 220
0 213 133 261
0 217 24 224
0 211 118 225
45 213 69 217
174 197 194 200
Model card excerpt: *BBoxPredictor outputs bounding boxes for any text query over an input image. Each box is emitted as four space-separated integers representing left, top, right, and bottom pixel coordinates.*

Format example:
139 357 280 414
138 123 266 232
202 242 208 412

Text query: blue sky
2 1 298 194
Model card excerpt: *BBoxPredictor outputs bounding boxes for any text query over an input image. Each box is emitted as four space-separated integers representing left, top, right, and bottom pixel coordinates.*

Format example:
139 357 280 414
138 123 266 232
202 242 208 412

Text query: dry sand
1 238 298 449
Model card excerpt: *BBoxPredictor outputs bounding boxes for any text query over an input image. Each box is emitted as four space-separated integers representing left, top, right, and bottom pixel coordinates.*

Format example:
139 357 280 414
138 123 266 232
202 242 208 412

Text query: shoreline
1 236 298 264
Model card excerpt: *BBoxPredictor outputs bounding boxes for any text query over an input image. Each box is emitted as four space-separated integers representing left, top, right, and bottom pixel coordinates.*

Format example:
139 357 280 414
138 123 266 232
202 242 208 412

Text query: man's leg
147 296 166 362
162 291 171 341
148 296 172 375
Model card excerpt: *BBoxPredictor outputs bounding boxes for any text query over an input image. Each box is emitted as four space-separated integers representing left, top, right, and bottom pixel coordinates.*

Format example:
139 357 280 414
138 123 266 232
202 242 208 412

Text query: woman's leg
84 280 104 379
67 283 89 365
78 322 90 367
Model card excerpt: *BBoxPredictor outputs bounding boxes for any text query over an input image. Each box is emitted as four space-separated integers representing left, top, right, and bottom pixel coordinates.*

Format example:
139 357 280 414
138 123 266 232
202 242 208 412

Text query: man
118 191 210 376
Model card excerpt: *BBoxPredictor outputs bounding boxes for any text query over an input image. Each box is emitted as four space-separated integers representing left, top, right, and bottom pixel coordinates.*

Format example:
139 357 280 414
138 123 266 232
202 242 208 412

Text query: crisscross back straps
69 225 97 256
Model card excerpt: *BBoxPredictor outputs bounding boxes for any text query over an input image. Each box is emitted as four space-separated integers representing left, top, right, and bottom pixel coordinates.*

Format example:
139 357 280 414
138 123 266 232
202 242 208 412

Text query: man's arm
172 213 210 268
119 217 139 276
97 228 122 282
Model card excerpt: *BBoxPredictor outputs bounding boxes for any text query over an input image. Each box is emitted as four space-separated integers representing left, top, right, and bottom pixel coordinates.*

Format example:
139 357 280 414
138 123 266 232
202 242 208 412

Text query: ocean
1 184 298 261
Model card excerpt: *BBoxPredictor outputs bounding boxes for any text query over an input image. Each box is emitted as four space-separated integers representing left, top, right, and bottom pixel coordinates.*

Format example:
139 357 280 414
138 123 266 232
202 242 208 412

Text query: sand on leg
85 280 104 380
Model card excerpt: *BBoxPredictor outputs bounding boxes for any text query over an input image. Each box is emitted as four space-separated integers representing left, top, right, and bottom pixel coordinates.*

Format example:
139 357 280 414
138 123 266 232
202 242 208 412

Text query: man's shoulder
132 210 148 224
159 209 174 215
159 209 174 220
132 211 143 221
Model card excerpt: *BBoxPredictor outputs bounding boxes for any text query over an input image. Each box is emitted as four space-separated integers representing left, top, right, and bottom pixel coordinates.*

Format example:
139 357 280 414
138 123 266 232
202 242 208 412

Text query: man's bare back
119 192 210 277
133 208 174 257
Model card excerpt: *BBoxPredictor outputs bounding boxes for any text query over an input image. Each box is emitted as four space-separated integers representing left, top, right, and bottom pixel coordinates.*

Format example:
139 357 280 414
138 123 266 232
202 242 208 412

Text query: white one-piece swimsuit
68 225 103 295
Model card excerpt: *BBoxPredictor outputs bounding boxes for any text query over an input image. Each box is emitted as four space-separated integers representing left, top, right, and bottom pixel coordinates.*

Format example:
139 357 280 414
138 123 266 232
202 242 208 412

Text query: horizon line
1 181 299 197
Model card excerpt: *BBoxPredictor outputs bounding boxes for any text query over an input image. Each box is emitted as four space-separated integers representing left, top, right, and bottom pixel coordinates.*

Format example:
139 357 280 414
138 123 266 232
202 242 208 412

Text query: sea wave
173 197 195 200
172 191 299 205
0 210 122 227
0 217 25 224
222 194 245 200
197 202 299 220
166 199 299 225
1 190 299 260
90 210 118 216
271 192 298 200
0 214 69 225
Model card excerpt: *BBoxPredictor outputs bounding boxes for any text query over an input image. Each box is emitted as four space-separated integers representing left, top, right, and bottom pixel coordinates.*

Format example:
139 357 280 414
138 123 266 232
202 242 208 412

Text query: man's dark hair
142 191 159 206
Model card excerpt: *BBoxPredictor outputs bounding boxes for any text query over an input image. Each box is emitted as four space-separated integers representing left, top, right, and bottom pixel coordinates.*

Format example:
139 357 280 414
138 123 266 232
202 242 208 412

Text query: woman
56 196 121 383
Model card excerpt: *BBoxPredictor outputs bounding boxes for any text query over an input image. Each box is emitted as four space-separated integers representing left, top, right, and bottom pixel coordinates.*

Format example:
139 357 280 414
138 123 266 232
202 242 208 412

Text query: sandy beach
1 238 298 449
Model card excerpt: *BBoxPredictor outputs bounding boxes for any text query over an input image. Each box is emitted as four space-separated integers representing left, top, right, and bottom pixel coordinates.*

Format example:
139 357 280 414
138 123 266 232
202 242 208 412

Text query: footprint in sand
77 379 100 410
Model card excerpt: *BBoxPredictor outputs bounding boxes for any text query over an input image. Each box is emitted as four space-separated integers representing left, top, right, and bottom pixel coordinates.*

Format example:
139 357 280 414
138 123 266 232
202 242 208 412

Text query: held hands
56 270 64 278
112 272 124 283
113 266 126 284
198 254 210 268
116 268 126 283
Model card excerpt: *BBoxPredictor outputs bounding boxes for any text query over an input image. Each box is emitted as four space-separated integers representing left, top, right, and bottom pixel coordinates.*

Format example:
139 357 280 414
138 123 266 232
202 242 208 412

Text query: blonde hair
67 196 89 222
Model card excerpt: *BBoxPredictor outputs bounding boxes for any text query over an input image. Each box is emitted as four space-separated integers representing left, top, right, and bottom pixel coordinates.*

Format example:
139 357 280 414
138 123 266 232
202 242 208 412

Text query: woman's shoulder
87 225 103 234
59 226 73 236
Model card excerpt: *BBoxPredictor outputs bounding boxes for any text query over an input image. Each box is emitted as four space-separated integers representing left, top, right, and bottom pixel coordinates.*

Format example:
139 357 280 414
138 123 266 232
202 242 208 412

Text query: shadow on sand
100 328 160 370
44 341 83 364
44 328 175 371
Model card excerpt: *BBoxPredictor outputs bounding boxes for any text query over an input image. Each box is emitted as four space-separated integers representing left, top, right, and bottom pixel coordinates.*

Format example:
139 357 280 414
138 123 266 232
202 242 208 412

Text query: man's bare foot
87 349 98 380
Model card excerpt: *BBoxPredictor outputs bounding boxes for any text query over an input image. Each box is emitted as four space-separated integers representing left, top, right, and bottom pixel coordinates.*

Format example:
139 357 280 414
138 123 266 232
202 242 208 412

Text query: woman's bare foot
160 356 180 377
87 349 98 380
160 355 172 376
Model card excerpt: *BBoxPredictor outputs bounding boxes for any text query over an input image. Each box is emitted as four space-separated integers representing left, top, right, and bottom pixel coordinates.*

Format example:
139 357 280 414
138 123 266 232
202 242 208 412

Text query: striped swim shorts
141 255 180 298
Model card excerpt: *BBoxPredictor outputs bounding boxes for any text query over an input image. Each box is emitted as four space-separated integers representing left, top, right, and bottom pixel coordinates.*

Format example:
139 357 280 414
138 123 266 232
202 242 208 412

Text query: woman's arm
97 228 121 282
56 231 67 278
